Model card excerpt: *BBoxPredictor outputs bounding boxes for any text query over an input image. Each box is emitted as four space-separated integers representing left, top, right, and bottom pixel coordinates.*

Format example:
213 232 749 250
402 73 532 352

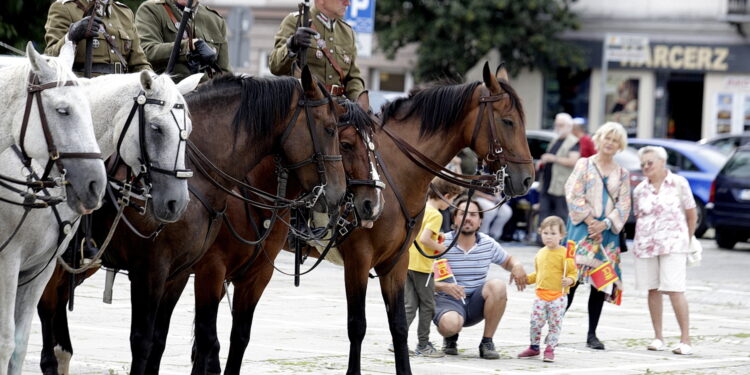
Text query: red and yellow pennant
566 240 576 259
433 259 454 281
589 261 619 291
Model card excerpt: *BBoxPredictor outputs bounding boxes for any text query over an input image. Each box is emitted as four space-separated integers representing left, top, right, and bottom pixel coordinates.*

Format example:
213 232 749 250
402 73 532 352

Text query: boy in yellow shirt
404 178 462 357
518 216 577 362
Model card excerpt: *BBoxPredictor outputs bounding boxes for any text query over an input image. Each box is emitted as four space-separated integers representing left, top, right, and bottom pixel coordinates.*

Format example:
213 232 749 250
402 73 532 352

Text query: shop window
543 68 591 130
379 71 406 92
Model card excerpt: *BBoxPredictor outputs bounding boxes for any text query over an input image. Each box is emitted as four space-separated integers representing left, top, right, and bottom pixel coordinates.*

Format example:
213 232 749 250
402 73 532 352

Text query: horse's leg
0 256 21 375
128 269 166 375
144 274 191 375
37 266 71 375
343 251 372 375
191 265 226 375
224 261 275 375
9 260 58 375
378 260 411 375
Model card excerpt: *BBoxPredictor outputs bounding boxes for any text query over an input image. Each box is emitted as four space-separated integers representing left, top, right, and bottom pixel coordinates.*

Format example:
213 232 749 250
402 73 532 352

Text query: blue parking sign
345 0 376 34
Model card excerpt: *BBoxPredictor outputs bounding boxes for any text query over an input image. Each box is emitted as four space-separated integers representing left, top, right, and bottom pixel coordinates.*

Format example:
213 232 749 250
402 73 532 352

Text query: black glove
192 39 218 65
67 16 104 44
286 27 317 53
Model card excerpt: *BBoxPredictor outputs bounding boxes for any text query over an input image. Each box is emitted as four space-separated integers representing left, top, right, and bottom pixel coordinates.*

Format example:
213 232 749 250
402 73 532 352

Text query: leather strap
310 24 346 83
163 3 195 51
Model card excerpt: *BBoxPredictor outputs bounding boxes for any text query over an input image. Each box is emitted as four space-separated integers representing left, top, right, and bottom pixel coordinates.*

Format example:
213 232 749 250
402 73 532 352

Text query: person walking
633 146 696 355
44 0 151 76
433 198 528 359
268 0 366 102
518 216 577 362
564 121 631 350
538 113 581 225
401 178 462 357
135 0 231 82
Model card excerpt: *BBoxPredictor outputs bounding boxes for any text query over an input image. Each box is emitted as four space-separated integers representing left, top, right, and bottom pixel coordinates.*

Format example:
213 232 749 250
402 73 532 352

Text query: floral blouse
565 156 631 232
633 171 696 258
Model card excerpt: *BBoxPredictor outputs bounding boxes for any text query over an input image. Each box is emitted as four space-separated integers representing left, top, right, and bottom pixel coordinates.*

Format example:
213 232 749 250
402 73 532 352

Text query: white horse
0 44 107 375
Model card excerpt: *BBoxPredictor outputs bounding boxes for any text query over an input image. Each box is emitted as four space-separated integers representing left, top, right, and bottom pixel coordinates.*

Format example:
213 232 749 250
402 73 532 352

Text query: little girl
518 216 577 362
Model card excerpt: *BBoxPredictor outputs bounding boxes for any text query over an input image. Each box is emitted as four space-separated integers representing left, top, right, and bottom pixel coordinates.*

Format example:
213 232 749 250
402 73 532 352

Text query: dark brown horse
36 67 348 375
192 63 534 374
189 96 382 375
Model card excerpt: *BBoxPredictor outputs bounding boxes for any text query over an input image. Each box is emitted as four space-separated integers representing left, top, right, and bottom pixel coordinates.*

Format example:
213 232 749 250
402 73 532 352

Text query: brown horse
36 66 348 375
191 63 534 374
189 97 382 375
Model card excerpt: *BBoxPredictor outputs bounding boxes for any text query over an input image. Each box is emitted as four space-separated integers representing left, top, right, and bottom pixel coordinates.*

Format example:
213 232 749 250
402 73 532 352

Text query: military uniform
45 0 151 76
135 0 231 82
269 7 365 101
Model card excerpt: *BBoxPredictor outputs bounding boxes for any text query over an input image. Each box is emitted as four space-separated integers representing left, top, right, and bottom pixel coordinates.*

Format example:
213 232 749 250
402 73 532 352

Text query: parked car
707 145 750 249
367 90 407 114
506 130 642 242
627 138 728 237
699 132 750 156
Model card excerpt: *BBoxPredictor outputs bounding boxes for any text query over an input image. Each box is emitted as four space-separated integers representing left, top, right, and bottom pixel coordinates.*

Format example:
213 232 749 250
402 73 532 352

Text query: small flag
566 240 576 259
433 259 454 281
611 288 623 305
588 261 619 291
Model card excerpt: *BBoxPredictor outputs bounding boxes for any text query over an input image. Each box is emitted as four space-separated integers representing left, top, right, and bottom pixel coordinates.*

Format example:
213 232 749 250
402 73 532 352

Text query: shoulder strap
591 160 619 203
162 3 195 50
309 24 346 82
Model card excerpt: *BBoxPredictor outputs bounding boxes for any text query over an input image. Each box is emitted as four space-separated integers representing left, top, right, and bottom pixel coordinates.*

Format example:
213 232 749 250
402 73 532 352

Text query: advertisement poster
605 76 639 136
716 93 733 134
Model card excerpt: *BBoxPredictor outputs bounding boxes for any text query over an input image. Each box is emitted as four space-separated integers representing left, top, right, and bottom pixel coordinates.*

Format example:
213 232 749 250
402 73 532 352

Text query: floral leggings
529 295 567 347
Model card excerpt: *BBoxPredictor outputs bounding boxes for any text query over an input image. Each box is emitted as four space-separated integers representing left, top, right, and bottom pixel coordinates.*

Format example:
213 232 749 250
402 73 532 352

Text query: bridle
277 85 343 209
336 107 385 192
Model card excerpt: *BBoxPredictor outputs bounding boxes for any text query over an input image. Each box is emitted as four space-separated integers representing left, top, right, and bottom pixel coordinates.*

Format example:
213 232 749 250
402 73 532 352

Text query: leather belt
73 62 126 75
325 84 345 97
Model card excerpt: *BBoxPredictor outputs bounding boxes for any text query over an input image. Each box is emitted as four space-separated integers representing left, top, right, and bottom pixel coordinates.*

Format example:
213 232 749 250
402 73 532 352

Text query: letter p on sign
350 0 369 17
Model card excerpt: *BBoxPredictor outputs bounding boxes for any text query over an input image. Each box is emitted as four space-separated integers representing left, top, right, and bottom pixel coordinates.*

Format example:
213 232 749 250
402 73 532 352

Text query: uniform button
108 23 112 27
329 49 334 53
110 49 114 53
329 37 333 41
328 75 332 79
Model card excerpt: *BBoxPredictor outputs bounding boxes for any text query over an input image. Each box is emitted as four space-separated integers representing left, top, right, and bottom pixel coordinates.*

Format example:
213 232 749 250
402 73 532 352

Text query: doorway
666 73 704 140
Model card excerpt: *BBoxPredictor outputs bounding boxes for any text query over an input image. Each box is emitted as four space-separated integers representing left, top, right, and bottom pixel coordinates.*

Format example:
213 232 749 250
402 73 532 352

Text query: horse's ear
139 70 154 91
27 42 53 78
301 65 315 93
482 61 500 93
356 90 370 113
58 40 75 69
176 73 203 95
495 62 509 82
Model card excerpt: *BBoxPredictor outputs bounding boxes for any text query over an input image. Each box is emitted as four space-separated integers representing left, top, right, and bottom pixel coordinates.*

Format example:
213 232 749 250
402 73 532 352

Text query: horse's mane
340 100 375 134
381 80 481 138
186 73 300 140
380 79 525 137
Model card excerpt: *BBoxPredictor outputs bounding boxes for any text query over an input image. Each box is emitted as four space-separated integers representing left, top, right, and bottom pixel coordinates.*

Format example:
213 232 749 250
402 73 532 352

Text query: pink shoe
517 346 540 358
543 346 555 362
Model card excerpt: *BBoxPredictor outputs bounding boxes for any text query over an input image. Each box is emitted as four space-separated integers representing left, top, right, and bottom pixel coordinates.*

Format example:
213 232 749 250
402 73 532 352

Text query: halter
18 72 103 183
336 113 385 191
277 90 343 208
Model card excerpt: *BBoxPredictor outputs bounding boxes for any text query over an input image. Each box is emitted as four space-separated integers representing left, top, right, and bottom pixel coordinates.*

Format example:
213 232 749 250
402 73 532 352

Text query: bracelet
603 218 612 230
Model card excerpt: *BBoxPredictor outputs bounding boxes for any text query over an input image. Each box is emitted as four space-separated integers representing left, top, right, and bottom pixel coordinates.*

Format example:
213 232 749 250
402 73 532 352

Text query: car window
663 147 681 170
709 138 739 155
692 147 728 171
527 136 551 160
722 150 750 178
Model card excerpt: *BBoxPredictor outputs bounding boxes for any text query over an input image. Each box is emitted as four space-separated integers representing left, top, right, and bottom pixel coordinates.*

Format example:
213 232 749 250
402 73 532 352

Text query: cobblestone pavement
22 238 750 374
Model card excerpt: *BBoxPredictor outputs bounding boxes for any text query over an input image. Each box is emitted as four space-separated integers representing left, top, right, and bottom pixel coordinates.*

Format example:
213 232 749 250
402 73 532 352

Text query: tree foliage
375 0 583 82
0 0 145 54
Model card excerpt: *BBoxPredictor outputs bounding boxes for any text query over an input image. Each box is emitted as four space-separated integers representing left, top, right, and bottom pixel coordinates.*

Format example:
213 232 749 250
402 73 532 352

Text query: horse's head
466 62 534 197
113 71 195 223
337 94 385 226
23 43 106 214
282 66 346 213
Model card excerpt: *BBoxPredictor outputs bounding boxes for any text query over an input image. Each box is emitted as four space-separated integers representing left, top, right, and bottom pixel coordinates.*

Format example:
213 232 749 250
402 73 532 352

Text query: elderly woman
564 122 631 350
633 146 696 355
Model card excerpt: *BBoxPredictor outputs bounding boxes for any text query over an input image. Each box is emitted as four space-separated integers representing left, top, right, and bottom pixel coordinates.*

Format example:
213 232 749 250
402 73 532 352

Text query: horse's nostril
363 199 373 217
88 180 99 196
167 200 177 213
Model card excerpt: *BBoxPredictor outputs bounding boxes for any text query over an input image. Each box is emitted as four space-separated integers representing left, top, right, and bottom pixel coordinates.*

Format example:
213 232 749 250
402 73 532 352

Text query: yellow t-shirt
526 246 578 301
408 205 443 273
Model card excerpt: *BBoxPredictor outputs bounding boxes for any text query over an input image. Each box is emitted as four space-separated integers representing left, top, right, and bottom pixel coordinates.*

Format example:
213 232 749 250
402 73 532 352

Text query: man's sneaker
478 341 500 359
415 342 445 358
387 343 415 356
442 335 459 356
517 346 540 358
543 346 555 362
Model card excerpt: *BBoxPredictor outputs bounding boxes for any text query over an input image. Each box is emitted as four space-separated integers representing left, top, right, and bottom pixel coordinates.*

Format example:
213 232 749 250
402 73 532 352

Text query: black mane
186 73 300 140
497 79 525 124
381 81 482 138
339 100 375 134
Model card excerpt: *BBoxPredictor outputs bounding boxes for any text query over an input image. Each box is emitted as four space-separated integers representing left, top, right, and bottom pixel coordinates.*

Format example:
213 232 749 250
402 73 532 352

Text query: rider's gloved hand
67 16 104 44
286 27 317 54
192 39 218 65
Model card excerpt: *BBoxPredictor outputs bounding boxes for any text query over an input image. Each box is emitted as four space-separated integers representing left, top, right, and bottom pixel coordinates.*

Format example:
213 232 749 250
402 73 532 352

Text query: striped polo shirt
439 232 509 294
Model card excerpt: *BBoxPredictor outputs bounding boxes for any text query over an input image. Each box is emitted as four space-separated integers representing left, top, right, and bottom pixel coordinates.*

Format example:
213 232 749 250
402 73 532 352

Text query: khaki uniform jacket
135 0 231 82
45 0 151 75
543 134 580 197
269 7 365 101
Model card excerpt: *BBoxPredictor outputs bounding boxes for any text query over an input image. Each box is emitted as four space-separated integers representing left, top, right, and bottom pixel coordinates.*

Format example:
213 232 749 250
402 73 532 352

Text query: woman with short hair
564 122 631 350
633 146 696 355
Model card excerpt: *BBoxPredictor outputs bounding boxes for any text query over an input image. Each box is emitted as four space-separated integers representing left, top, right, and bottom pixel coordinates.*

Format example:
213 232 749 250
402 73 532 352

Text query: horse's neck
87 76 138 159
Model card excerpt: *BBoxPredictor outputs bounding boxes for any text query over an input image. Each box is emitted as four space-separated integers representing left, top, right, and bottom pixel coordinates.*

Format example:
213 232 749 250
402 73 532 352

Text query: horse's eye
502 119 514 127
340 141 353 151
325 127 336 136
150 123 162 133
56 108 69 116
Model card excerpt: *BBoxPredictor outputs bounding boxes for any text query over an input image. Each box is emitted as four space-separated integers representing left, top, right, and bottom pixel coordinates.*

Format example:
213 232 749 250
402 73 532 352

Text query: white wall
572 0 726 20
